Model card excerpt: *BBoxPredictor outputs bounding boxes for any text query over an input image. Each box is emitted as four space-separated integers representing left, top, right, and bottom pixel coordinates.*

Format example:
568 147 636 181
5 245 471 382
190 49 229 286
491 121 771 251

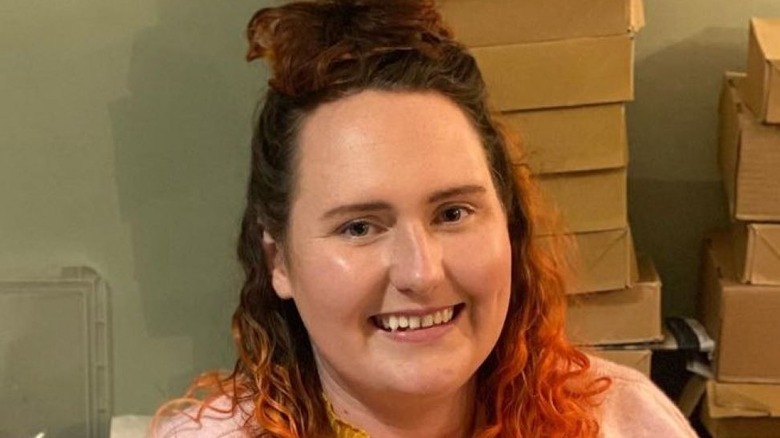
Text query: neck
321 377 477 438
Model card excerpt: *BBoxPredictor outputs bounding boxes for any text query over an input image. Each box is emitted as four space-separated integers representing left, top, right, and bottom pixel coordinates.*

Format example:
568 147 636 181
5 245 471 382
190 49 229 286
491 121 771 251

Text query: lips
371 304 465 332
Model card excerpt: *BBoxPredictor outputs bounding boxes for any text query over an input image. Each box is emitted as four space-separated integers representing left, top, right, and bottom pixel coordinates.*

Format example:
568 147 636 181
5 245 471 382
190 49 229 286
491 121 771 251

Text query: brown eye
442 208 462 222
437 206 472 224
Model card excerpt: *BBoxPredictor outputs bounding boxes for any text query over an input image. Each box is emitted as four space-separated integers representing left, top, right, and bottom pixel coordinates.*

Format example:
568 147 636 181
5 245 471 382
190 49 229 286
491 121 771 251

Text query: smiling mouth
371 304 465 332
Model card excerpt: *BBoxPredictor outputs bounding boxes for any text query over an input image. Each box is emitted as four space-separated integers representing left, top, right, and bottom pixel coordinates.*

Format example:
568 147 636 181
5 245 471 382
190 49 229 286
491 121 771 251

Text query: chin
373 361 476 398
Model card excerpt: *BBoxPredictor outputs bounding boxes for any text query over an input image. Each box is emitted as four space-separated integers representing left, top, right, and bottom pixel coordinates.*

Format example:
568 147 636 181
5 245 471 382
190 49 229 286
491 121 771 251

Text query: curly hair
156 1 610 436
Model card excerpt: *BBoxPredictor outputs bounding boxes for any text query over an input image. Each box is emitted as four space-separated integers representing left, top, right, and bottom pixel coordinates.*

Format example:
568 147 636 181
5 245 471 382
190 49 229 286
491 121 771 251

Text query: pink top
589 357 698 437
155 356 698 437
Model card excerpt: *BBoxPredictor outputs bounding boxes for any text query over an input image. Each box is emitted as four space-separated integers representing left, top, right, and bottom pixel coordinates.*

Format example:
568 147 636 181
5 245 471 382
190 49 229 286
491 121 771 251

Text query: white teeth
376 306 458 332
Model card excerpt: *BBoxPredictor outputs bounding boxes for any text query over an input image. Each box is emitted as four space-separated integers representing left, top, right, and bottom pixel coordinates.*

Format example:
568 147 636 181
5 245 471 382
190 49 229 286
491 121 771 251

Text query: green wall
0 0 275 414
2 0 780 416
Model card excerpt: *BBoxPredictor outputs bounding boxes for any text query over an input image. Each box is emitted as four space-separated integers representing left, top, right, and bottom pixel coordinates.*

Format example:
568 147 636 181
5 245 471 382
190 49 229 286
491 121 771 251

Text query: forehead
293 90 494 201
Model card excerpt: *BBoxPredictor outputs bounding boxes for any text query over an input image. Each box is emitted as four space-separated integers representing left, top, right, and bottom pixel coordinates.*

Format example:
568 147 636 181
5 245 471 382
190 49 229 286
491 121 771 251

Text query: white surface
111 416 152 438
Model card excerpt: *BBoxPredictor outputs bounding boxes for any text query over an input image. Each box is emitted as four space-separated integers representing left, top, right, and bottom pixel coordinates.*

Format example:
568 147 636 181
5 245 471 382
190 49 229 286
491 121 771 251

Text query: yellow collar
324 396 371 438
323 394 482 437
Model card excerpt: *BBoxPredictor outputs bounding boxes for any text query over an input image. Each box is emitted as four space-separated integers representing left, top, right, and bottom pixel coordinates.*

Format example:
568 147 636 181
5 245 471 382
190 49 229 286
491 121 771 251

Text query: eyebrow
427 184 487 204
321 201 393 220
320 184 488 220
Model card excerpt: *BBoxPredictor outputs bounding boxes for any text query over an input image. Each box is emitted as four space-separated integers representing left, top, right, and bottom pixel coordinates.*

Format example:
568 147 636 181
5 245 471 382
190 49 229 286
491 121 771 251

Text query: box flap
702 384 780 438
742 223 780 285
708 380 780 418
536 228 636 295
439 0 643 47
503 103 627 174
567 227 637 294
472 34 634 112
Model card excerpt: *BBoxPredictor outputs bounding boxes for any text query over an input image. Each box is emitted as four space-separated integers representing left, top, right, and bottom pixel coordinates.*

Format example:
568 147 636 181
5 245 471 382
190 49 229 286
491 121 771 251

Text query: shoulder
153 396 254 438
587 355 698 438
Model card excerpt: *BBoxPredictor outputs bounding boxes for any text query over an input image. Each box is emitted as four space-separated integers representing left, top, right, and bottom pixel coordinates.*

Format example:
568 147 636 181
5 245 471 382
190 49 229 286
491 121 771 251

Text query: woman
156 1 697 436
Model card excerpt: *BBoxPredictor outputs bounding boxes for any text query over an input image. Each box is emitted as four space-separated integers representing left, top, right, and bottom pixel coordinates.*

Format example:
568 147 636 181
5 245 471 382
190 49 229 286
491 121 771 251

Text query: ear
262 231 294 300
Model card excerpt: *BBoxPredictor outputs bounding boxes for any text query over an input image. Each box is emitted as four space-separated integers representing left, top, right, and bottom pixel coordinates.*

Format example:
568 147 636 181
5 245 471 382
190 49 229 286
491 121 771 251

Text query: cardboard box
741 18 780 124
733 222 780 285
535 167 627 234
439 0 644 47
699 232 780 383
701 380 780 437
719 73 780 221
587 349 652 377
472 34 634 112
571 227 637 294
502 103 627 174
566 255 662 345
537 227 637 294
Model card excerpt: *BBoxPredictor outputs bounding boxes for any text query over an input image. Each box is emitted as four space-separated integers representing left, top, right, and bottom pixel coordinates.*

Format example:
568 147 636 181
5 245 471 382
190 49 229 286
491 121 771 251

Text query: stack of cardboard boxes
699 18 780 436
440 0 662 377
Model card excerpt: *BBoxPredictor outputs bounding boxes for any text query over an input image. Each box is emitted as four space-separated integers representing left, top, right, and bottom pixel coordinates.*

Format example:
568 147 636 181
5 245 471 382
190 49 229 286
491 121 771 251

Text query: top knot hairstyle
157 1 610 437
246 0 453 97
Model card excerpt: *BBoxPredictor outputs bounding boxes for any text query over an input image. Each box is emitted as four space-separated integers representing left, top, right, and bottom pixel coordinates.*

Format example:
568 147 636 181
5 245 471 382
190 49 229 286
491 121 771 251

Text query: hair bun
246 0 453 96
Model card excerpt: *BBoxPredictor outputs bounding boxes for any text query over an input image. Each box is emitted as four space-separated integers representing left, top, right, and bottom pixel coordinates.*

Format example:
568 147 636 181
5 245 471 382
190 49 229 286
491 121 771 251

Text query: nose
388 222 445 295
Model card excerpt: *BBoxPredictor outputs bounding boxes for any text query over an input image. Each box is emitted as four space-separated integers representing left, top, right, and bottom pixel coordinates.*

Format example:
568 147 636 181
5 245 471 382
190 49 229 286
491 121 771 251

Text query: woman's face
268 90 512 404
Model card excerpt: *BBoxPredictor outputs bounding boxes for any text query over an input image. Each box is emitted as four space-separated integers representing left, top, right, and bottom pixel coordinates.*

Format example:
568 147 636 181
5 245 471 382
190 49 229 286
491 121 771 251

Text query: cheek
289 244 384 327
446 227 512 341
448 229 512 299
